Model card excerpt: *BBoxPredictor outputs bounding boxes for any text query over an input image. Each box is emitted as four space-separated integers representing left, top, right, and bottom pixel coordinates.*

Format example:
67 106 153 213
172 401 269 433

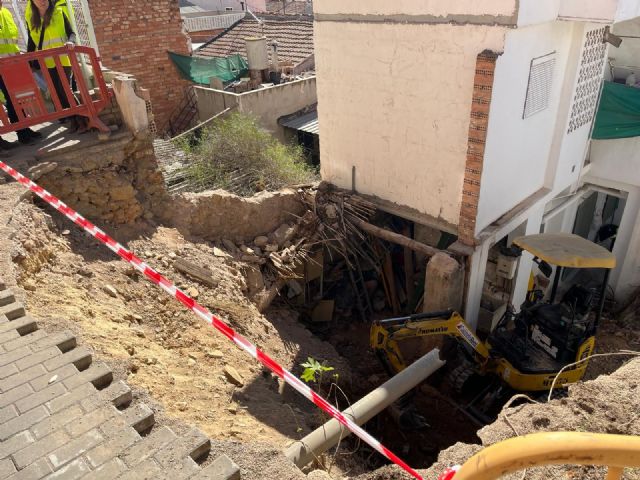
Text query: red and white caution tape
0 160 423 480
438 467 460 480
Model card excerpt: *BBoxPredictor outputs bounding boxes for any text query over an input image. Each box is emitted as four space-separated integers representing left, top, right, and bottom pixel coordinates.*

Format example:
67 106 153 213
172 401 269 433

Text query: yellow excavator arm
371 310 490 375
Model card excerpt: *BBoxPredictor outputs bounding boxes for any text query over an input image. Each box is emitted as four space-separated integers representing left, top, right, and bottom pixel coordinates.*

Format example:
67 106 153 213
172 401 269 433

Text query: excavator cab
489 233 616 378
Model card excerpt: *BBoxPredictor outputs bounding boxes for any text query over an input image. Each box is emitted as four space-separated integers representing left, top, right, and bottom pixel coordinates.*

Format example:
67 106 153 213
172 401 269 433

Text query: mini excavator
371 233 616 420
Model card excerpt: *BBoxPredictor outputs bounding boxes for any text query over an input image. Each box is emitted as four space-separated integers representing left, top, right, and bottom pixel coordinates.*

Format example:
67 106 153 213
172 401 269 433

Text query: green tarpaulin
169 52 248 85
592 81 640 140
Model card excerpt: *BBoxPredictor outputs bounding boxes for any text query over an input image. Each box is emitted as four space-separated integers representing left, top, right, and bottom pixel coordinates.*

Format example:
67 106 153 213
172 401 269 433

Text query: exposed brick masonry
458 50 500 246
88 0 192 130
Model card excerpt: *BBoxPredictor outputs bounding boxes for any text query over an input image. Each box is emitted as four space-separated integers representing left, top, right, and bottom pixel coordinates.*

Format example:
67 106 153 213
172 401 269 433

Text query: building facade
314 0 640 328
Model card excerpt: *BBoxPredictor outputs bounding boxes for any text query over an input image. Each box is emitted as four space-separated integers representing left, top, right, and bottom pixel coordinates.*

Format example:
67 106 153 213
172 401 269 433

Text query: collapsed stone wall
33 132 167 225
163 189 307 243
31 132 306 241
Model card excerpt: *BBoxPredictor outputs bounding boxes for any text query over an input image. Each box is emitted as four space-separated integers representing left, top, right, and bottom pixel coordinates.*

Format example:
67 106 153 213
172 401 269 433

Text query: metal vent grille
523 53 557 119
567 27 607 134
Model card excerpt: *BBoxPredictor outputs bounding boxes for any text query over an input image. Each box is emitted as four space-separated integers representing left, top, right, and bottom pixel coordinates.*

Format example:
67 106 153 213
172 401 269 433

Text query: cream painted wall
475 21 577 233
315 21 506 227
313 0 516 17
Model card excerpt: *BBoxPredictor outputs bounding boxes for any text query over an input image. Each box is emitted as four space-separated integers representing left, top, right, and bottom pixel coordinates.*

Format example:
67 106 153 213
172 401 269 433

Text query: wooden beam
173 259 219 287
351 218 473 258
351 218 442 258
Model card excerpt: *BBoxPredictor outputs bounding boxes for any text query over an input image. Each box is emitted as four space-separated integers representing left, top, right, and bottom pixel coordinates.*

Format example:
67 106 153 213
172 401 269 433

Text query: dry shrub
175 113 318 196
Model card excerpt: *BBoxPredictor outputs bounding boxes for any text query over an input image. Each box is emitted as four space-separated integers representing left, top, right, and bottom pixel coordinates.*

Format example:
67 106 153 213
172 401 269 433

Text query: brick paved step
0 283 242 480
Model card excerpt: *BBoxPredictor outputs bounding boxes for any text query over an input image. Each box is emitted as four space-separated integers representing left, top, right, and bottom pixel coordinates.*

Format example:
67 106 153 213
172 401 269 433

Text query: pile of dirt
3 179 640 480
1 191 352 477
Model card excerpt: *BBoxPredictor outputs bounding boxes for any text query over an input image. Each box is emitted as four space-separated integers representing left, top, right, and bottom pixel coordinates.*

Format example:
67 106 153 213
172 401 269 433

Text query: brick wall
458 50 500 246
88 0 192 131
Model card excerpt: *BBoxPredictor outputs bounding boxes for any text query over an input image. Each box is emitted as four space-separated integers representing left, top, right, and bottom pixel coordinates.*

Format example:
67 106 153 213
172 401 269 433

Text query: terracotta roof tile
195 15 314 66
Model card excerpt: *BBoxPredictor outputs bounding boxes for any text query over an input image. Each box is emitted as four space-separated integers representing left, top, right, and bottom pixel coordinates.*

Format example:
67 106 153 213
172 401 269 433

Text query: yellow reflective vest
0 7 20 58
25 0 73 68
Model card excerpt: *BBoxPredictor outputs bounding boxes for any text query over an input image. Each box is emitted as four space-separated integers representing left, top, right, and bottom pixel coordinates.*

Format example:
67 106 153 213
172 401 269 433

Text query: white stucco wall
315 21 506 228
552 25 610 192
517 0 561 27
609 18 640 80
313 0 517 17
590 138 640 186
195 77 317 141
559 0 618 22
475 21 577 233
518 0 640 27
611 187 640 302
616 0 640 22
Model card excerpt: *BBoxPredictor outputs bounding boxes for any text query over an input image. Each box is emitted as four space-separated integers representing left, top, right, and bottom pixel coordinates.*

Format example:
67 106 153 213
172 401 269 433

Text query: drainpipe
284 349 446 468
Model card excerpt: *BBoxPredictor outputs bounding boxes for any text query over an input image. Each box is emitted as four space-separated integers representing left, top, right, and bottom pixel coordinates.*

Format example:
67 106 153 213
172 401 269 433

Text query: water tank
245 37 269 71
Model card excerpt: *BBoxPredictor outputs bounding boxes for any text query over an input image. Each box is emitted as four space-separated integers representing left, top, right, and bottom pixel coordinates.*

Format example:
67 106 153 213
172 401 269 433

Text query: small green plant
301 357 339 384
299 357 352 474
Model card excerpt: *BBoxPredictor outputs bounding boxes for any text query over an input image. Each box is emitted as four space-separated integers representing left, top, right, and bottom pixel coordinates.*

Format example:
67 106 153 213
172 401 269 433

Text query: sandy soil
2 181 640 480
0 188 352 478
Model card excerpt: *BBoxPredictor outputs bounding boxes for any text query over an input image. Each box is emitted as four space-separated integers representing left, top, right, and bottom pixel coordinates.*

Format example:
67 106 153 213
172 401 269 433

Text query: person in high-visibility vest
25 0 80 128
0 0 42 154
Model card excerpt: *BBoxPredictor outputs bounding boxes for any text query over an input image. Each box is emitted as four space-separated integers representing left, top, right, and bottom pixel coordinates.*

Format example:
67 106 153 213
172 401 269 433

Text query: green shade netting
169 52 248 85
593 81 640 139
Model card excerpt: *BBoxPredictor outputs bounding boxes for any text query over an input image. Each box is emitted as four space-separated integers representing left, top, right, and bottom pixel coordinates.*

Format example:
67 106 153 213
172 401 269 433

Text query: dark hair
29 0 54 31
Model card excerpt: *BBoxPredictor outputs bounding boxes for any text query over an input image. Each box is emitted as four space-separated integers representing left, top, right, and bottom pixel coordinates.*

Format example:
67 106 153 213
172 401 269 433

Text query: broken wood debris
173 258 219 287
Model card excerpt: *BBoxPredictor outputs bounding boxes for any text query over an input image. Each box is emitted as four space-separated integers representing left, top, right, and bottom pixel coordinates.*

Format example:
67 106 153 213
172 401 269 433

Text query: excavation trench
7 187 487 478
11 186 638 480
284 301 485 472
2 131 491 478
6 134 639 480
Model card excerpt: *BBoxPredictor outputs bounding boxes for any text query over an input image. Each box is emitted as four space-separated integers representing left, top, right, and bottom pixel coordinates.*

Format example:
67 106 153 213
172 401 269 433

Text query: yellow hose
453 432 640 480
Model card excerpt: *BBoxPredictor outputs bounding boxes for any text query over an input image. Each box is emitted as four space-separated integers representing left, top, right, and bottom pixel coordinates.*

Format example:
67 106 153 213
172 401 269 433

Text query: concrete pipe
285 349 446 468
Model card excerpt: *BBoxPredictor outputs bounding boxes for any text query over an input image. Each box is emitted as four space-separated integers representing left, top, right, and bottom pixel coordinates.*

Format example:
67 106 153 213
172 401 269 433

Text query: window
225 7 234 11
523 52 557 119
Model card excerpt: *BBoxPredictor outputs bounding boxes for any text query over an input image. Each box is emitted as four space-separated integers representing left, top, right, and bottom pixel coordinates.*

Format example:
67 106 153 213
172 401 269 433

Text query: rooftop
179 0 204 15
266 0 312 15
195 13 314 67
279 106 318 135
